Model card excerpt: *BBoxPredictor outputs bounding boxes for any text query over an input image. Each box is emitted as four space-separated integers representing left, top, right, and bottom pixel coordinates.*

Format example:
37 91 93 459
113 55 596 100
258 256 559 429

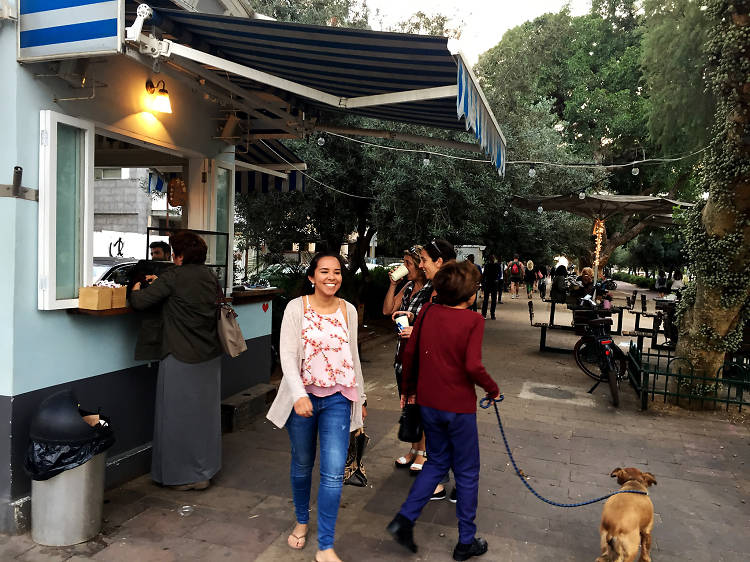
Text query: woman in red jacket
387 260 500 561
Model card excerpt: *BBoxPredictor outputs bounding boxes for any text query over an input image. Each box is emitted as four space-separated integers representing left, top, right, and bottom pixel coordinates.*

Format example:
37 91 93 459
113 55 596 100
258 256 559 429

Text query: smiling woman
266 251 368 562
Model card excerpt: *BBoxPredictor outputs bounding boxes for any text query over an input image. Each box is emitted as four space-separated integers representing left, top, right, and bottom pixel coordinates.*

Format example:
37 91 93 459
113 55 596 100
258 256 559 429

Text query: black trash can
24 390 115 546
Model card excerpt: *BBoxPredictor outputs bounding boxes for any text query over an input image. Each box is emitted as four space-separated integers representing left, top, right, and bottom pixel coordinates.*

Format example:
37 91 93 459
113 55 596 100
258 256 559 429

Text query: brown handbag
216 284 247 358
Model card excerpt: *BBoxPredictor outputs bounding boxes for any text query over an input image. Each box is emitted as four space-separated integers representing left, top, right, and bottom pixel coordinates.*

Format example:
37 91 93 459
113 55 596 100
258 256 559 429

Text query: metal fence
627 343 750 412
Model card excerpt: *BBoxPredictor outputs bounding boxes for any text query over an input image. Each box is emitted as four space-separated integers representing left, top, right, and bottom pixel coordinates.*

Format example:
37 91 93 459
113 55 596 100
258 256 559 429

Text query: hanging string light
592 219 606 273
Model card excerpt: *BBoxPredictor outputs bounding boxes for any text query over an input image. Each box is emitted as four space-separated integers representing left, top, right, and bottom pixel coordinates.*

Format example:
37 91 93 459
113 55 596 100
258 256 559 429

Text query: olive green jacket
129 264 222 363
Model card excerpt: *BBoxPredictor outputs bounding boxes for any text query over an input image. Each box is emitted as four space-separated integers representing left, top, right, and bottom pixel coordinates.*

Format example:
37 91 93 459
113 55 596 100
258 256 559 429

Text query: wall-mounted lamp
317 136 326 146
422 153 431 167
528 165 536 178
146 79 172 114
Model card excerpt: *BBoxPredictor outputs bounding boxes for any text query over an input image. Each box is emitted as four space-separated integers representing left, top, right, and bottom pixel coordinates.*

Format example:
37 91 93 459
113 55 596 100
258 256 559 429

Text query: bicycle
571 281 627 406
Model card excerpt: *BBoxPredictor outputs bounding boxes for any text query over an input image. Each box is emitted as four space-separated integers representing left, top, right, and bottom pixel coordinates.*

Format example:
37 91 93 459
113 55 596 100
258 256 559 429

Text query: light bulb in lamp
146 79 172 114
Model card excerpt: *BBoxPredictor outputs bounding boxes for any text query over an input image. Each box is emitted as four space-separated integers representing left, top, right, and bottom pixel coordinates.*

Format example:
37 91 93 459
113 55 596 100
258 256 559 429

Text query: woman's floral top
301 297 358 401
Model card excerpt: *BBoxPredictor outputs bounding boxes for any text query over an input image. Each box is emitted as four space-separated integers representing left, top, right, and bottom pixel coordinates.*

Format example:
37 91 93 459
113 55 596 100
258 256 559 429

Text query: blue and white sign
18 0 123 62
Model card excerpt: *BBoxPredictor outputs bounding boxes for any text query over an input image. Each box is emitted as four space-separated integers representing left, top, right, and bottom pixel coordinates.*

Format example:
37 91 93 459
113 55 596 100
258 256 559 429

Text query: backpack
510 261 521 276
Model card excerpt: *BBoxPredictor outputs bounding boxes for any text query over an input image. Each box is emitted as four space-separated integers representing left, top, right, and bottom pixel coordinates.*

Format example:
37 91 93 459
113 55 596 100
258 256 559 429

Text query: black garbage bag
24 390 115 481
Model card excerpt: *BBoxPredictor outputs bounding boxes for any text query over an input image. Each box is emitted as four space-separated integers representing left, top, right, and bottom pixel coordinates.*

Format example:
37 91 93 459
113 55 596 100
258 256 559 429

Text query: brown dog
595 467 657 562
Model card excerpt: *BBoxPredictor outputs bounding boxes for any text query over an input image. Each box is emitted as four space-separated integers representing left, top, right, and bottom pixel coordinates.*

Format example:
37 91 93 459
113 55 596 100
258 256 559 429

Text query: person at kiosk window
149 241 171 261
266 252 367 562
129 230 222 491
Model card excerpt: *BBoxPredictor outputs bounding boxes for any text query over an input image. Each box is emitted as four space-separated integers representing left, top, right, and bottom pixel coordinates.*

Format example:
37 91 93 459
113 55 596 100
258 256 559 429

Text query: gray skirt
151 354 222 486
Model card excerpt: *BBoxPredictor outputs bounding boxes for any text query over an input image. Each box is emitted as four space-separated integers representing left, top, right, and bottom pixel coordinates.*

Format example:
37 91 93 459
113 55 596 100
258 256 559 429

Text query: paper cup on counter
390 264 409 281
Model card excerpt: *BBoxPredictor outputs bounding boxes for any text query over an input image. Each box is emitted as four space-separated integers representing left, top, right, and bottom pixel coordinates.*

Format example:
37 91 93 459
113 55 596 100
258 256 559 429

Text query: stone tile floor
2 291 748 560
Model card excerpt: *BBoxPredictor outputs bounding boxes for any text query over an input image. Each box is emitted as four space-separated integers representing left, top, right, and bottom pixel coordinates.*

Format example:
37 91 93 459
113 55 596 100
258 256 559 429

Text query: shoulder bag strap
411 303 433 384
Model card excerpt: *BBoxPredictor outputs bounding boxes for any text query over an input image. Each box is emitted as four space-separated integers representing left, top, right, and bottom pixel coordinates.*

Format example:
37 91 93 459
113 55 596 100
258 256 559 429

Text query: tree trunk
673 0 750 408
595 220 651 276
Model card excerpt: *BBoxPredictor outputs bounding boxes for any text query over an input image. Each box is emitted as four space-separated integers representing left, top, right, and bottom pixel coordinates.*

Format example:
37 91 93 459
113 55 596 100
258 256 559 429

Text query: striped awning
235 140 306 195
132 7 506 173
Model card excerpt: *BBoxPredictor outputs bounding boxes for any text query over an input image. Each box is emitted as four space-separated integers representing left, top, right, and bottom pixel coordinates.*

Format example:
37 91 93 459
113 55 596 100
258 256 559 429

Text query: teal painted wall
234 301 273 341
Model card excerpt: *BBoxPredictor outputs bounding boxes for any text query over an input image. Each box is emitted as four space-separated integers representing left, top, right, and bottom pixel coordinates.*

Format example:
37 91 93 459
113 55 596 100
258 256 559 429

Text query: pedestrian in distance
266 252 368 562
507 254 524 299
655 270 668 298
466 254 482 312
497 258 505 304
481 254 500 319
538 265 549 300
383 245 433 473
524 260 537 299
387 260 500 561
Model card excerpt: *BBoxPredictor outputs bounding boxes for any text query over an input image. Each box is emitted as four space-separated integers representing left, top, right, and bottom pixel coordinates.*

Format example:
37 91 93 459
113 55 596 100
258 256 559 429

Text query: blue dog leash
479 395 647 507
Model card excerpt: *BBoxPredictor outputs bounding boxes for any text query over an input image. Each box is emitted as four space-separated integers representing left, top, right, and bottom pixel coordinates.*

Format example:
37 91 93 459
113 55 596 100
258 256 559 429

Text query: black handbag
344 428 370 487
397 304 432 443
397 404 423 443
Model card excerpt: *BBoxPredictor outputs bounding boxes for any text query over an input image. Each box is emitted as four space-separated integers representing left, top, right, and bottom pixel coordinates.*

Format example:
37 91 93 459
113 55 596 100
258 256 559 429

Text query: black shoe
490 316 496 320
431 488 446 501
449 488 457 503
387 514 418 553
453 537 488 561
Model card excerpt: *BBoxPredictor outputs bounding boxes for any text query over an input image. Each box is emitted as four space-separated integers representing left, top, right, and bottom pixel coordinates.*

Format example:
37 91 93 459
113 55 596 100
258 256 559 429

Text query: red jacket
402 303 499 413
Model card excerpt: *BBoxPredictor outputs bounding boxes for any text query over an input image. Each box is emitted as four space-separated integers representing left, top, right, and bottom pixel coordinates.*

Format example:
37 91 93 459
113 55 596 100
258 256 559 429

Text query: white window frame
210 160 235 290
38 110 95 310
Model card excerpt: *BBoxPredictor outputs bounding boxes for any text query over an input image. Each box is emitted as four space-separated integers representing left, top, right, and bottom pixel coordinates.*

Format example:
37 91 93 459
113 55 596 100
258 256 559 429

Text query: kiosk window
38 111 94 310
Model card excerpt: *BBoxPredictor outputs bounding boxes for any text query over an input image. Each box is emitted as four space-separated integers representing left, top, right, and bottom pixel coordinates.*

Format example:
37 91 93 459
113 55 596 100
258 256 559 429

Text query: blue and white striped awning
134 8 506 173
235 140 306 195
18 0 123 62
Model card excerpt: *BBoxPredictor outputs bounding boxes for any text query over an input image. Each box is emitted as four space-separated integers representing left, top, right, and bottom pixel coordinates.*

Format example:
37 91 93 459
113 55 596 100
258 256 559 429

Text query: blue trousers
398 406 481 544
286 392 351 551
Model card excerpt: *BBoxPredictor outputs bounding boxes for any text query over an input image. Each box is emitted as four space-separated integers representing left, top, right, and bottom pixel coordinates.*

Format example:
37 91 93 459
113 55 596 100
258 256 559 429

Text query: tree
674 0 750 387
475 3 704 272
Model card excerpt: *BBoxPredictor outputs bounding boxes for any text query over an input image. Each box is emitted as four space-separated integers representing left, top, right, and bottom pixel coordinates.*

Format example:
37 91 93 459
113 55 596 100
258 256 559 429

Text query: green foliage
675 0 750 355
610 271 657 290
641 0 715 152
250 0 369 27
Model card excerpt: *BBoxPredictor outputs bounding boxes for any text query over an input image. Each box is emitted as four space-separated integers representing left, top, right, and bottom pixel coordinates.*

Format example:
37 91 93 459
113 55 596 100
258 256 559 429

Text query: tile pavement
1 293 748 561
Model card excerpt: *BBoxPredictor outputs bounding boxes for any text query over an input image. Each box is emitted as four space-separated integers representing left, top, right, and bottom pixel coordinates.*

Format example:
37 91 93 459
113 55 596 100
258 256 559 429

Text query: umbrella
512 193 694 278
512 193 693 220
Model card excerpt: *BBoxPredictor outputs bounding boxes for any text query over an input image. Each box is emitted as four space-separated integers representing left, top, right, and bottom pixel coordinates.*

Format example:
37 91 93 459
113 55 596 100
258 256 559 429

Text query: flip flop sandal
395 448 417 468
409 450 427 476
287 531 307 550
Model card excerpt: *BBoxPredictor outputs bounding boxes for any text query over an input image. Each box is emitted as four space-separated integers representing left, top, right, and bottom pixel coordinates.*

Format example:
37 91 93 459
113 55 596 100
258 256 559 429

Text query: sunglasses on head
429 240 442 257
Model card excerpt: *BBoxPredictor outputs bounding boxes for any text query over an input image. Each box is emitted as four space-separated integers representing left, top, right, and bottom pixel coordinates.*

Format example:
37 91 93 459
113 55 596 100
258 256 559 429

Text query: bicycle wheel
574 338 605 381
605 364 620 407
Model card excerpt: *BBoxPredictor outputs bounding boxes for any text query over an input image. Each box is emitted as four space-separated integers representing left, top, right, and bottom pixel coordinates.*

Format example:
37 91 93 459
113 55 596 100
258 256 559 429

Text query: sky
366 0 592 64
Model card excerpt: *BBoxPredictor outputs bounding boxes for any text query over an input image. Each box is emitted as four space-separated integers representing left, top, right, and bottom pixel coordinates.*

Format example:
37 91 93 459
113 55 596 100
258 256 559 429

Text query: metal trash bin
24 390 115 546
31 452 107 546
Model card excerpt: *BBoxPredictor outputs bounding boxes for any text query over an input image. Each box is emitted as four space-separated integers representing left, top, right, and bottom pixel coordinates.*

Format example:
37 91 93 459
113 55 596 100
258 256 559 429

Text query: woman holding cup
383 246 432 472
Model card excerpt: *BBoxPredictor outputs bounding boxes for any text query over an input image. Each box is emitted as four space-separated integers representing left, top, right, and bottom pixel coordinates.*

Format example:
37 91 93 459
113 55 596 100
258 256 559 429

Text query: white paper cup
394 314 410 331
391 263 409 281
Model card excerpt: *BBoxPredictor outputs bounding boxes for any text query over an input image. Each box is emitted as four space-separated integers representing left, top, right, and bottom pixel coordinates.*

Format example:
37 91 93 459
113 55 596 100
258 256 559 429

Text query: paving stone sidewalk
2 293 748 561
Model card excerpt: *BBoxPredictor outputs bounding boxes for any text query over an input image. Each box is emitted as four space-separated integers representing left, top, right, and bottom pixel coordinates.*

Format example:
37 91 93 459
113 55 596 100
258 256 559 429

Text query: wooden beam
314 125 483 153
95 149 188 167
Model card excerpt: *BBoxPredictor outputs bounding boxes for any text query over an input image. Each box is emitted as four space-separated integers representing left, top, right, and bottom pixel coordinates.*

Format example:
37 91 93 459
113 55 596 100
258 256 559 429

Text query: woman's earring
311 282 315 288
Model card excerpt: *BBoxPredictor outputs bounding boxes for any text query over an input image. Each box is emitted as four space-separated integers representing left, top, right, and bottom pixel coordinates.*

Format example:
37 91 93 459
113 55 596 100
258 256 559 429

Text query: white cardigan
266 297 367 431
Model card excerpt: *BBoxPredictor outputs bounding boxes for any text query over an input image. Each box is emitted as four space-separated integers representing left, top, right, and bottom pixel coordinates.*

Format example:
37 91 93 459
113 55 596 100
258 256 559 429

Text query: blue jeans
286 392 351 551
398 406 481 544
